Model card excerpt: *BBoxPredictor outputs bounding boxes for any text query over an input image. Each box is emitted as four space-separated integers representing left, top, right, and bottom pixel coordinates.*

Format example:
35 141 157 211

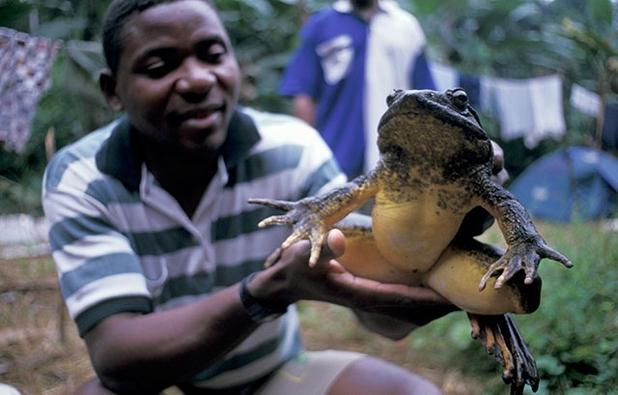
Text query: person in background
279 0 436 180
42 0 464 394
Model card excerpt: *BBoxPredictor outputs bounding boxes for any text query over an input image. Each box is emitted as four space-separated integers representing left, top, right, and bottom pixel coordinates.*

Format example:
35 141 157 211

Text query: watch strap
240 272 288 323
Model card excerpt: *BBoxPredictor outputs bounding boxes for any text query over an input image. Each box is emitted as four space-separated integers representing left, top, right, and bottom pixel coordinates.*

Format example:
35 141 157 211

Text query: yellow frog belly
372 195 463 273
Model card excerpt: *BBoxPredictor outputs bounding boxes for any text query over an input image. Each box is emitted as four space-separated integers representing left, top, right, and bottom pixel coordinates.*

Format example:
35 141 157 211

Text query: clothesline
429 62 616 150
0 28 615 154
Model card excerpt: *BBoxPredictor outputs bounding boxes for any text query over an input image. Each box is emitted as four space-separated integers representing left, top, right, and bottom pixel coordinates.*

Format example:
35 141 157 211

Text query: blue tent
509 147 618 222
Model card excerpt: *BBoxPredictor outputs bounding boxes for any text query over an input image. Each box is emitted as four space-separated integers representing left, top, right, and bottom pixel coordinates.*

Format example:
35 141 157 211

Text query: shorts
172 350 365 395
255 350 365 395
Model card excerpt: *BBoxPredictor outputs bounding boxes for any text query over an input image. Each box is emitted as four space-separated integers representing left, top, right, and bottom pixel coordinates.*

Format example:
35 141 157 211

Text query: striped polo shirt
42 107 345 389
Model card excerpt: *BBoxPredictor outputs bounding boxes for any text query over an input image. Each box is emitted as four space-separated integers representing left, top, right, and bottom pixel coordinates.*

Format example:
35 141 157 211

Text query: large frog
250 88 572 394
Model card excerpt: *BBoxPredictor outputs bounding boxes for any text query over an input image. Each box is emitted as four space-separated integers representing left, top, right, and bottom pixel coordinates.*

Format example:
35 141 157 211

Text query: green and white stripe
43 108 345 388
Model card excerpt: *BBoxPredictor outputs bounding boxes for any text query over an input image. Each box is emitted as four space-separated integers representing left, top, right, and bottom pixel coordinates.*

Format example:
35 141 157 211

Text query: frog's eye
451 89 468 110
387 89 404 106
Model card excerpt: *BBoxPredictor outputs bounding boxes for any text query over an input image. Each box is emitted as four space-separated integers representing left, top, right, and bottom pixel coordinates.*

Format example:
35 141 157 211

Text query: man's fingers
491 140 505 172
324 229 346 258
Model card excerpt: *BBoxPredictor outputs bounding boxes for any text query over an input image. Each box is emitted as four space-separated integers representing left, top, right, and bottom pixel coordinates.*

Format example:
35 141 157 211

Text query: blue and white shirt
279 0 435 179
42 107 345 389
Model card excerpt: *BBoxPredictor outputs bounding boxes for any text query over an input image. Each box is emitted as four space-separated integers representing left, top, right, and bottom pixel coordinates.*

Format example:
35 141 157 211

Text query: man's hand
249 230 458 330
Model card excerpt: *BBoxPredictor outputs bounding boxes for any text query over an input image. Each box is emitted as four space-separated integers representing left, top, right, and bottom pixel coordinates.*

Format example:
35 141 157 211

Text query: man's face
106 0 241 153
351 0 375 9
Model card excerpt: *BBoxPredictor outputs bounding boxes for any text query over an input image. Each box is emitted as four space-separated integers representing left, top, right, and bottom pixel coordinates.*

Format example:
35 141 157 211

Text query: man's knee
328 356 442 395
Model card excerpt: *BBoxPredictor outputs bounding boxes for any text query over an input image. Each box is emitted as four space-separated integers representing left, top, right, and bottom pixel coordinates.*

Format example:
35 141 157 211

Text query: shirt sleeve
278 20 324 99
43 159 152 337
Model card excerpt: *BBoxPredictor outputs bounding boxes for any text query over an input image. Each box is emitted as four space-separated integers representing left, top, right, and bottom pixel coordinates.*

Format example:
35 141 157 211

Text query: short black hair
102 0 214 75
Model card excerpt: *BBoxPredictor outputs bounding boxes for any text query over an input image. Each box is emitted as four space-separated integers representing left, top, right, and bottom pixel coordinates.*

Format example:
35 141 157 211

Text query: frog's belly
372 199 463 273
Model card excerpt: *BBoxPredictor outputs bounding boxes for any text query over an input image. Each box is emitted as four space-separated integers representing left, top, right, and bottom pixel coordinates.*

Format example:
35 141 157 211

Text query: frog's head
381 88 486 139
377 88 491 167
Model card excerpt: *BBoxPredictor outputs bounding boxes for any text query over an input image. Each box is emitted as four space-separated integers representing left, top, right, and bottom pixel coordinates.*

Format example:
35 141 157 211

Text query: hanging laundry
0 28 59 153
488 75 565 148
527 75 566 148
570 83 601 117
428 62 458 92
492 78 532 141
479 76 499 117
602 102 618 150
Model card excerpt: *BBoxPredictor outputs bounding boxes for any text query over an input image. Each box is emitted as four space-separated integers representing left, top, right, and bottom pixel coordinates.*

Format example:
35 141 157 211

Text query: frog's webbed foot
248 198 329 267
468 313 539 394
479 237 572 291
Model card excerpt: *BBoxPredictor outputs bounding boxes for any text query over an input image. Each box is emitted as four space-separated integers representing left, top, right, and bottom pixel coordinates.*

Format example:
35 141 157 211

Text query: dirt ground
0 257 486 395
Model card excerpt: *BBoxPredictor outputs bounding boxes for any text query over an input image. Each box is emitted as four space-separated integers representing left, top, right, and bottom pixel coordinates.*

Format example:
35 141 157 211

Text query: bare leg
327 356 442 395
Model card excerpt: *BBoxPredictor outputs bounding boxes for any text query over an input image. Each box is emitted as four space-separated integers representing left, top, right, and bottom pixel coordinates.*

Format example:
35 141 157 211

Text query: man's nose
175 58 216 95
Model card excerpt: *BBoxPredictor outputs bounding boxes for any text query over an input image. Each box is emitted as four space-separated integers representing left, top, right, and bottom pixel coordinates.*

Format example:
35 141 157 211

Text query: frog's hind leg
423 238 542 315
424 239 541 394
468 313 539 394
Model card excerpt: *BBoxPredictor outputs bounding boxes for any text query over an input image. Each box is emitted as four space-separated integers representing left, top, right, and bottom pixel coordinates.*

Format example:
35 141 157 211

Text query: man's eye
144 59 171 78
199 43 226 63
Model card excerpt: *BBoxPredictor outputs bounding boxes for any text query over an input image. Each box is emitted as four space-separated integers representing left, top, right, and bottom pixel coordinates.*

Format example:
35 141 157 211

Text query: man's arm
292 94 317 126
84 286 259 393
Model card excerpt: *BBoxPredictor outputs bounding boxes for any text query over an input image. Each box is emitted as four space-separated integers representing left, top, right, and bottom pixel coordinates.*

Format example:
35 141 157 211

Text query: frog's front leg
249 172 380 267
475 179 572 290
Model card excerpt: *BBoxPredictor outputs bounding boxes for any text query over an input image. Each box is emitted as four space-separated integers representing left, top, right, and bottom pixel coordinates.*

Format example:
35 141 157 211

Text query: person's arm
292 94 317 126
84 286 259 394
85 229 453 393
249 230 458 335
353 305 457 340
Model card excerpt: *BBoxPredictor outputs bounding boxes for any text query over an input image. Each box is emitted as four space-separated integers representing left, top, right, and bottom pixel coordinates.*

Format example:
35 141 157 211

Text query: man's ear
99 70 123 112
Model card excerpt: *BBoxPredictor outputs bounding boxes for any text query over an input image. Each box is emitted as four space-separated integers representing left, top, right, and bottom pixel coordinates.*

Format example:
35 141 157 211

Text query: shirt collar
95 107 260 191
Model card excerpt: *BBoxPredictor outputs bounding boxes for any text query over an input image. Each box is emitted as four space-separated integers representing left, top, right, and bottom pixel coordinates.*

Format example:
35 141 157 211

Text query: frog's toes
248 198 295 211
281 230 309 250
539 244 573 269
308 230 326 267
257 214 292 228
478 257 508 291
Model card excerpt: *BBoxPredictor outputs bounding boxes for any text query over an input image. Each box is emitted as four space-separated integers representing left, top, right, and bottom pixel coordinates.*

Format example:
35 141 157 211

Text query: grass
0 221 615 394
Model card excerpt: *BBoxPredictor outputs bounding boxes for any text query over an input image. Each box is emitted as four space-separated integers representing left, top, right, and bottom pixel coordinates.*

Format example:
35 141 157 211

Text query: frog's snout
386 89 405 106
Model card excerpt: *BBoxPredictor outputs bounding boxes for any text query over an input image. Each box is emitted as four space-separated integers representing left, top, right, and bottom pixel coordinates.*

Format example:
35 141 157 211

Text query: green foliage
1 0 617 213
214 0 329 111
408 0 618 177
409 223 618 393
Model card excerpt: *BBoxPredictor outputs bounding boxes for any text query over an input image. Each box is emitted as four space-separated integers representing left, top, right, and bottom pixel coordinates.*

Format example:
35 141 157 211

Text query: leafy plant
409 223 618 394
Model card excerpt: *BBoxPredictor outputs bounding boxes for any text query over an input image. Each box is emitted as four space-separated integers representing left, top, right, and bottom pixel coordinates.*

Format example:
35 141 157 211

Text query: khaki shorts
168 350 365 395
255 350 365 395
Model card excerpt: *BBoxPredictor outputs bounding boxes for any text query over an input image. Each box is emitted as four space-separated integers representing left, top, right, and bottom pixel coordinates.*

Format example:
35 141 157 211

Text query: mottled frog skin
250 88 572 393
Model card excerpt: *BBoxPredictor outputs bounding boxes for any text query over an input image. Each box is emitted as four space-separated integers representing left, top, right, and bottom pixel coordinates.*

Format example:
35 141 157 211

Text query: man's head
102 0 213 76
99 0 241 154
351 0 377 10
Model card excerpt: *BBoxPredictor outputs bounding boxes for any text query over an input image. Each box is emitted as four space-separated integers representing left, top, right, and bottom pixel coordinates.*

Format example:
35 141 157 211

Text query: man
279 0 436 179
42 1 458 393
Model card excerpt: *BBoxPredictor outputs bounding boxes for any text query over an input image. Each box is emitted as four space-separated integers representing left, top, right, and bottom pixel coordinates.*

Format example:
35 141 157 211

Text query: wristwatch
239 273 288 323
